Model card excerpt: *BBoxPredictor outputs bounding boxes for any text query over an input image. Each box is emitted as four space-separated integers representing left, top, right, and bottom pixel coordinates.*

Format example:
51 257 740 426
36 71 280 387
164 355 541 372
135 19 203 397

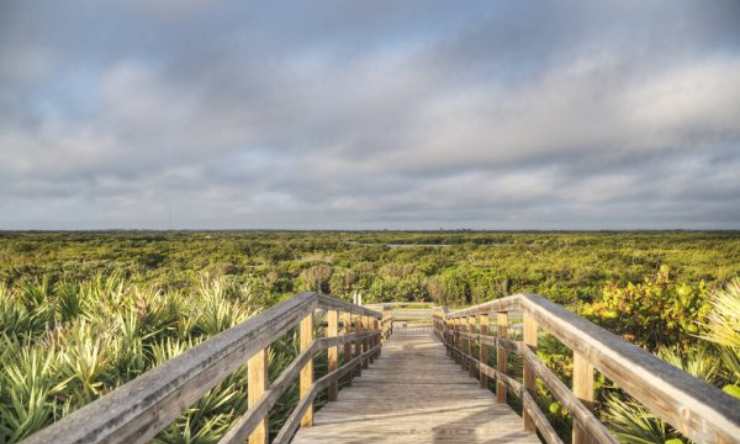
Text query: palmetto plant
0 285 49 340
603 279 740 443
603 394 674 444
151 336 248 444
0 273 273 444
656 345 720 385
700 278 740 397
0 343 71 443
59 321 111 403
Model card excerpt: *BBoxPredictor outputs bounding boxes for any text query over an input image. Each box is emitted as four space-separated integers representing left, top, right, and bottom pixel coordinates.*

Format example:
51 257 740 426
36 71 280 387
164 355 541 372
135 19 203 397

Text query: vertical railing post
383 305 391 341
247 348 268 444
467 315 476 377
341 312 353 385
496 312 508 403
443 317 449 354
452 319 460 362
522 311 538 432
458 318 463 364
373 318 382 358
353 314 362 377
457 318 464 363
479 313 489 388
362 316 370 368
455 318 461 364
370 318 376 359
299 312 314 427
447 316 453 357
573 352 595 444
327 309 339 402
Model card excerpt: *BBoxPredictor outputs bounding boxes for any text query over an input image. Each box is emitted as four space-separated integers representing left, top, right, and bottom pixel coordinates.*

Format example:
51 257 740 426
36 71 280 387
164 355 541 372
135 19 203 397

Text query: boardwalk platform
292 326 539 444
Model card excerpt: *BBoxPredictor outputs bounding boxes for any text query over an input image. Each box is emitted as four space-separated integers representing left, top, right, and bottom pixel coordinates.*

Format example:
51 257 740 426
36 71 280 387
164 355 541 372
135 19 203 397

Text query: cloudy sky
1 1 739 229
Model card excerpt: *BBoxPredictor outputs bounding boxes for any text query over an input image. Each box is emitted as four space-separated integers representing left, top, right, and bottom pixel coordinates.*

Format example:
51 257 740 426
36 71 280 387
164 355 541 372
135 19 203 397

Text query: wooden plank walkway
292 326 540 443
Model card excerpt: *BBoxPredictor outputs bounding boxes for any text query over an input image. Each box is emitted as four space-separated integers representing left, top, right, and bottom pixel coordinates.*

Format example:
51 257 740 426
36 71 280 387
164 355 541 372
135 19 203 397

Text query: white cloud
1 0 739 229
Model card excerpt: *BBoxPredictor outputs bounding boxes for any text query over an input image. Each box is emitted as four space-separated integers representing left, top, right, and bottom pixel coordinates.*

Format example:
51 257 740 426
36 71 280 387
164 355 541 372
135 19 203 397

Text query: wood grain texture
362 316 370 368
573 352 594 444
522 312 538 432
479 313 489 388
382 306 392 340
292 326 539 444
518 293 740 443
247 348 268 444
467 316 476 377
300 313 314 428
327 310 339 401
353 314 363 377
341 312 353 384
496 312 509 404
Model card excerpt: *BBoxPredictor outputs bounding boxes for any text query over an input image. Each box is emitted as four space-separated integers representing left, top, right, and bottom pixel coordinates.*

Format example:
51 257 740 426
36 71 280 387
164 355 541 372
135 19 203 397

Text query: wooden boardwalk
22 294 739 444
292 326 539 444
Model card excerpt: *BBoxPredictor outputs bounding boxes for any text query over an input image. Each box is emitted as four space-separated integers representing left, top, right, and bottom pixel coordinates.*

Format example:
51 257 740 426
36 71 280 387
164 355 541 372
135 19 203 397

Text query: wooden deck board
291 327 540 443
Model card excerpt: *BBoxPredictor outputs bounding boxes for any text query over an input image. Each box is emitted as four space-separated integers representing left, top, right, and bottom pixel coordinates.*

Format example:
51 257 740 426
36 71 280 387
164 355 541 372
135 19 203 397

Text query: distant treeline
1 230 738 308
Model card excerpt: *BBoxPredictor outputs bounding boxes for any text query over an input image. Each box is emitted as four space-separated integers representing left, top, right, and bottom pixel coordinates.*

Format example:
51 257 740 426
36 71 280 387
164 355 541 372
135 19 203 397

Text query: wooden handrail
21 292 383 444
435 293 740 444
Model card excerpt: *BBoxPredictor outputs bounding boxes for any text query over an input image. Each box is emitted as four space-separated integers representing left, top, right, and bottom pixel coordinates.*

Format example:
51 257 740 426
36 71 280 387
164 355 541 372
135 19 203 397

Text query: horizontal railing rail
22 292 384 444
434 293 740 444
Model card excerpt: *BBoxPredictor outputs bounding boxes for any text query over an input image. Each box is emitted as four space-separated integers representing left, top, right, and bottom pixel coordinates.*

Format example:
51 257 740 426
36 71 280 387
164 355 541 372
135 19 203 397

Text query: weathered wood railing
22 292 385 444
433 293 740 444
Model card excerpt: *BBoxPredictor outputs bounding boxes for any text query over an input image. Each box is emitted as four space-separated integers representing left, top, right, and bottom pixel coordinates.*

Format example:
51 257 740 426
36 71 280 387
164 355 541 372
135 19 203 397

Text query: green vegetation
0 230 738 443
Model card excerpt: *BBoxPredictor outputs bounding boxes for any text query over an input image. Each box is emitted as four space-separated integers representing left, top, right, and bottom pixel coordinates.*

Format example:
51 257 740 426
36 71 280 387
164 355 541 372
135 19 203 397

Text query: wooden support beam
362 316 370 368
247 348 268 444
374 319 381 357
457 318 463 364
341 312 352 385
353 315 363 377
461 317 468 370
479 313 489 388
299 312 314 427
467 316 476 377
523 311 538 432
496 312 509 403
327 310 339 401
383 306 391 340
452 319 460 362
573 351 595 444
